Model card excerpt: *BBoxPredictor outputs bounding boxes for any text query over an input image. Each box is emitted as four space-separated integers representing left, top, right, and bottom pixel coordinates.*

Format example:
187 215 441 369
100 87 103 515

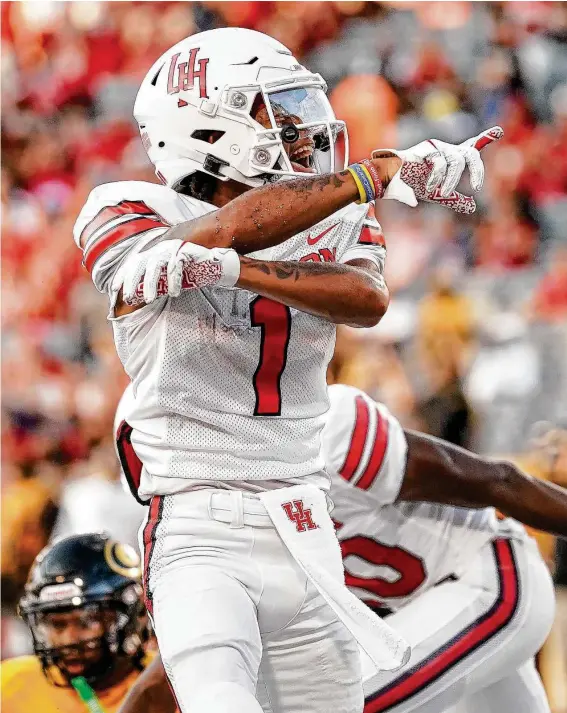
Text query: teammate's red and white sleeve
323 384 407 505
339 203 386 273
73 181 212 295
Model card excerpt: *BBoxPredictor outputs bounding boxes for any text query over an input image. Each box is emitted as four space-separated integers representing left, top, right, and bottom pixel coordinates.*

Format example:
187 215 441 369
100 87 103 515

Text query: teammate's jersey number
251 296 291 416
340 534 427 602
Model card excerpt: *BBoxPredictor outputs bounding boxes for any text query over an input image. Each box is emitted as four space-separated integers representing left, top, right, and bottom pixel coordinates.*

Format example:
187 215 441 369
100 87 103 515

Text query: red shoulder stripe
339 395 370 482
358 223 385 247
355 406 389 490
84 216 167 273
79 200 155 248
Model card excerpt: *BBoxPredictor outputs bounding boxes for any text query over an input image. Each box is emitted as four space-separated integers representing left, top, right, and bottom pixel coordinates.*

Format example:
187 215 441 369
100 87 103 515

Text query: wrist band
347 163 375 204
360 159 385 200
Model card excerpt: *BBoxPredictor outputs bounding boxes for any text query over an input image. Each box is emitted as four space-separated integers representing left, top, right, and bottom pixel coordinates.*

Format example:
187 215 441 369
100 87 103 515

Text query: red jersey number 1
251 297 291 416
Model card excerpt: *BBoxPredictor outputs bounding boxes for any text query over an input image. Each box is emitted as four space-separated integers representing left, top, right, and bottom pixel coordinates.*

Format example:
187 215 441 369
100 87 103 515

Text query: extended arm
152 162 397 255
118 654 174 713
144 124 503 255
398 430 567 537
112 128 503 319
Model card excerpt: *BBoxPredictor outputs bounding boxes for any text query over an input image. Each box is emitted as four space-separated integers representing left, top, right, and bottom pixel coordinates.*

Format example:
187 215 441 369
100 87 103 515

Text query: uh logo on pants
282 500 318 533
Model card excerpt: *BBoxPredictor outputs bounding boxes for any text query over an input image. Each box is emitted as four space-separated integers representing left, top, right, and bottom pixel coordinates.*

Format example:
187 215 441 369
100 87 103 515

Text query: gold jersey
1 651 156 713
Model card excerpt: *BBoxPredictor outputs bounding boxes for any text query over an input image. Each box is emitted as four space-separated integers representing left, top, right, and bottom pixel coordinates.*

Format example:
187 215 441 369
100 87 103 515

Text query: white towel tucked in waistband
259 484 410 674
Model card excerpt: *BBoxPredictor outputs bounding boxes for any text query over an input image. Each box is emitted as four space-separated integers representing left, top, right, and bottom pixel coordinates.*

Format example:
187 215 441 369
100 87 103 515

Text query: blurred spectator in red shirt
475 210 537 270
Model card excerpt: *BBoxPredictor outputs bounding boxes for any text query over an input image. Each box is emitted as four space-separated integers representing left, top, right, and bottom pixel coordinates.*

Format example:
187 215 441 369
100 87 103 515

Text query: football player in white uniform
116 383 566 713
326 384 560 713
74 27 502 713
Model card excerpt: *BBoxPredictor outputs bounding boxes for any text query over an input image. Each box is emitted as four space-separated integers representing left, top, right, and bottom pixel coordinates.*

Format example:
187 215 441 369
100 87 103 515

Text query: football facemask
249 85 348 177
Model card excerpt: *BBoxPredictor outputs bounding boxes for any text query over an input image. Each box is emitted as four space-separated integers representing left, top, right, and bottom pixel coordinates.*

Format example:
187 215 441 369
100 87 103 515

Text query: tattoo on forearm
141 170 352 251
274 264 299 281
246 259 352 281
247 261 271 275
286 171 350 196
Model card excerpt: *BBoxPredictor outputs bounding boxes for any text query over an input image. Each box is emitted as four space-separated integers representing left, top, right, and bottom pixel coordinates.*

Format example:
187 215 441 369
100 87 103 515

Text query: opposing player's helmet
19 533 148 687
134 27 348 191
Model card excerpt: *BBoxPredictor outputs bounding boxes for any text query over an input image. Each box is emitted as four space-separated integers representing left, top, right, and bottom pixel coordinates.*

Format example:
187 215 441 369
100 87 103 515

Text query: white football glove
373 126 503 214
112 239 241 305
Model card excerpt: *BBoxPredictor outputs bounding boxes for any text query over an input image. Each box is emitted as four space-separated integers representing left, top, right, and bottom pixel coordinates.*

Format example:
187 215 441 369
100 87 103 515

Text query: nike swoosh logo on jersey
307 223 339 246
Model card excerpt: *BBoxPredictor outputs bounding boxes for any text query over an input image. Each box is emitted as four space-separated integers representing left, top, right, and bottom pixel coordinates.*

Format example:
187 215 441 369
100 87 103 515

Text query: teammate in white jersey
74 26 502 713
117 383 566 713
326 384 560 713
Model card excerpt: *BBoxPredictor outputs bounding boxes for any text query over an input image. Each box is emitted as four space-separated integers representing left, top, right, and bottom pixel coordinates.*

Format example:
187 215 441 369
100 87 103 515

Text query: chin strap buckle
203 154 230 177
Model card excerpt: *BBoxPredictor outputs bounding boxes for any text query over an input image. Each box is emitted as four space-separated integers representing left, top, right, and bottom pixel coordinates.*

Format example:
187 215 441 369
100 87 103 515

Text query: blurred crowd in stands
2 2 567 686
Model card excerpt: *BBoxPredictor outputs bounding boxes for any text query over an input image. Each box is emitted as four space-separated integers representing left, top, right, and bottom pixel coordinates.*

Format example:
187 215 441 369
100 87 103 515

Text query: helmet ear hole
190 130 225 145
176 171 217 203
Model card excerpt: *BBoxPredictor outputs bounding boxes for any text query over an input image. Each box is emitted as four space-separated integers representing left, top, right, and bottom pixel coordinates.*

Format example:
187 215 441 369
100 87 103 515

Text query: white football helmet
134 28 348 191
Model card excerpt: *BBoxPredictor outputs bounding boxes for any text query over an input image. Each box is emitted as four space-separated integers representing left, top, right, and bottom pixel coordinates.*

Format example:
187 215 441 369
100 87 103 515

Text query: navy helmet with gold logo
19 533 149 688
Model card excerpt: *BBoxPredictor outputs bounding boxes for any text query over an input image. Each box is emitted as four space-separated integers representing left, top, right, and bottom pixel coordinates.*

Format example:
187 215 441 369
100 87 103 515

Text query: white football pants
139 488 363 713
362 536 555 713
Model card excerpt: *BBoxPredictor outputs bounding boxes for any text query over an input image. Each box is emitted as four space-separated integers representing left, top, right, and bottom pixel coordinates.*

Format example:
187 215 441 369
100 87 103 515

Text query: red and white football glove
112 239 241 305
373 126 503 214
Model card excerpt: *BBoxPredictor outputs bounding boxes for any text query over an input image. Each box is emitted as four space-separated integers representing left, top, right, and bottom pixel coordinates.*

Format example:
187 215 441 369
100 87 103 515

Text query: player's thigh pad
142 494 267 713
152 565 264 713
362 537 555 713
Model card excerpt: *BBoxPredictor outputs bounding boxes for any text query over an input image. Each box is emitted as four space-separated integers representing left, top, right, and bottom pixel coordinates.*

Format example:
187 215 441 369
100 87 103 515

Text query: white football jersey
324 384 527 611
74 181 385 500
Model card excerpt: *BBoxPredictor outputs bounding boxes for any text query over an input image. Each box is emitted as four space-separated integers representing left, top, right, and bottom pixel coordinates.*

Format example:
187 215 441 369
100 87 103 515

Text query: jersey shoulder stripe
340 202 386 267
81 200 169 274
358 222 386 247
79 200 154 247
337 394 389 491
358 203 385 247
326 384 405 505
355 405 389 490
339 394 370 481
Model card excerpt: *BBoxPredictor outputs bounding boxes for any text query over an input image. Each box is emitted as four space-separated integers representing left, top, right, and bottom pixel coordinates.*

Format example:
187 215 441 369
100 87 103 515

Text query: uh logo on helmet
166 48 209 101
134 27 348 193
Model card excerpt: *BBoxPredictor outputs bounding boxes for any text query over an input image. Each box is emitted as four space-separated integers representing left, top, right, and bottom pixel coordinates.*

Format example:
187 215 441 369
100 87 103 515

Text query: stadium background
1 0 566 708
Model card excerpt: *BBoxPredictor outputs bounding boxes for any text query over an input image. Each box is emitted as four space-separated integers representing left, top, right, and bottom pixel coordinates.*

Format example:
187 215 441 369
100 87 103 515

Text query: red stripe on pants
142 496 163 616
364 539 520 712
